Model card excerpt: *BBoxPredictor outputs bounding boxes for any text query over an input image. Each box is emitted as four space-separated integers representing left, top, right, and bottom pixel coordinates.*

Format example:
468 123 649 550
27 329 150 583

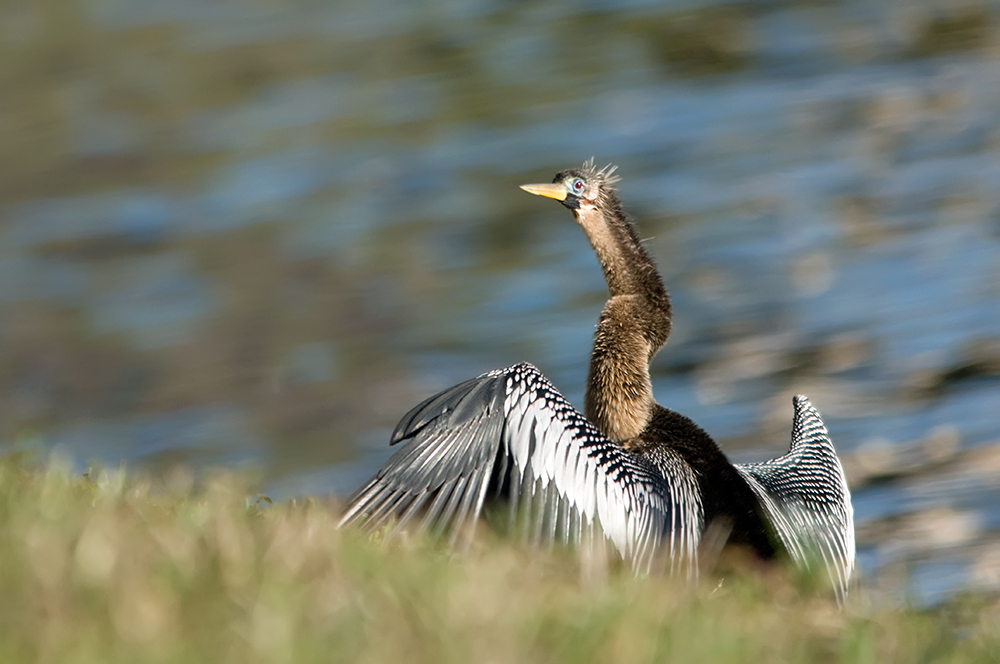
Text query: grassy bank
0 458 998 663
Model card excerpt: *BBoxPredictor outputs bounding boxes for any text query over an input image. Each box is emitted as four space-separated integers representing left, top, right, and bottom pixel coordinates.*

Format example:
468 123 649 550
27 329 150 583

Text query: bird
338 159 855 599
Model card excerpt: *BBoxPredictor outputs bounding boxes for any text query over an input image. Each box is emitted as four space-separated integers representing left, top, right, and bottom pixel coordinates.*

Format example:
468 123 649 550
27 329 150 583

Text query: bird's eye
571 178 585 193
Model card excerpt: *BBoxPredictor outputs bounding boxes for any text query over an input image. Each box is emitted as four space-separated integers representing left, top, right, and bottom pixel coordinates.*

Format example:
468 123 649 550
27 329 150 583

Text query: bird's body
340 160 855 598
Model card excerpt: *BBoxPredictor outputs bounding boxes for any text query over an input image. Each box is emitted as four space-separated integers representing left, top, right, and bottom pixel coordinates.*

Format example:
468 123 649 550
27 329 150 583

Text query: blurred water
2 0 999 604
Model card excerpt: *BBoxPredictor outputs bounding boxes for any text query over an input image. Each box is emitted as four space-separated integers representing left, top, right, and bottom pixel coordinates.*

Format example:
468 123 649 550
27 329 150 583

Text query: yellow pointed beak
519 183 567 201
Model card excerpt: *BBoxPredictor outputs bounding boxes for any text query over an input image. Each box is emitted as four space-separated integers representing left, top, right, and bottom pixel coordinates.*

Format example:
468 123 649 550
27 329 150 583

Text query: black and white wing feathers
339 363 702 572
735 395 855 600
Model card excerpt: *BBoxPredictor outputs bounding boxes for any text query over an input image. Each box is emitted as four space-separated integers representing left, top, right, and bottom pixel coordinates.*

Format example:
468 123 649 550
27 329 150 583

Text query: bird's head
520 158 621 211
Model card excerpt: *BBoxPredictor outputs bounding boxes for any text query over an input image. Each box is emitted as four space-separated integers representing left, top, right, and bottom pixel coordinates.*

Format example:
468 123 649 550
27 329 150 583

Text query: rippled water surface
2 0 1000 604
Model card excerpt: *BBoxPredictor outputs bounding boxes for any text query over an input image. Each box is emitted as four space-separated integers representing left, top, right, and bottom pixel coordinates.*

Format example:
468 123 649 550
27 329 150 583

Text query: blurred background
1 0 999 604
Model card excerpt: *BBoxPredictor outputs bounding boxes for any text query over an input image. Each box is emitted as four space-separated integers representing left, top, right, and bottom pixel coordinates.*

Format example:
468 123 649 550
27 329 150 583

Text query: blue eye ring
571 178 585 194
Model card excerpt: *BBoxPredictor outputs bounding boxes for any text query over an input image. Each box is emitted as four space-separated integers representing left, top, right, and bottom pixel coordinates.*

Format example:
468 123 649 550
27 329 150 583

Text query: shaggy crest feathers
581 157 621 188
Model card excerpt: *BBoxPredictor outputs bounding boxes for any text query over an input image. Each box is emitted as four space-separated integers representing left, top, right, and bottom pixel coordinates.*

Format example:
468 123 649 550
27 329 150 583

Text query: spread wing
736 396 856 600
339 363 703 573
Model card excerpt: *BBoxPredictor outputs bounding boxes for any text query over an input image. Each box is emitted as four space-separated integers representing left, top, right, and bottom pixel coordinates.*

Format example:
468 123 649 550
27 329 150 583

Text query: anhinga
339 160 855 598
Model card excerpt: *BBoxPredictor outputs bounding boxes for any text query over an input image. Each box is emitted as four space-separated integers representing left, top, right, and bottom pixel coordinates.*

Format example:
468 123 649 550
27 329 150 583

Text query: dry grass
1 457 999 663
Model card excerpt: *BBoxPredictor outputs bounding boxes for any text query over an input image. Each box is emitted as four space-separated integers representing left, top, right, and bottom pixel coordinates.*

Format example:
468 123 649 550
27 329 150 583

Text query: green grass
0 458 998 663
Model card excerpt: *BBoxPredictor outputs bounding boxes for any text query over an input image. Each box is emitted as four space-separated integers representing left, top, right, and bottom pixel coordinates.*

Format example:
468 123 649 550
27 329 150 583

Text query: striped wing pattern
339 363 702 573
735 395 856 600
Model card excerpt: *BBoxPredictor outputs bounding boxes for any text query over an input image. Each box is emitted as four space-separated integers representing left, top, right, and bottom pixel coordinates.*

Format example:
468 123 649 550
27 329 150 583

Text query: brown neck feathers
574 194 672 442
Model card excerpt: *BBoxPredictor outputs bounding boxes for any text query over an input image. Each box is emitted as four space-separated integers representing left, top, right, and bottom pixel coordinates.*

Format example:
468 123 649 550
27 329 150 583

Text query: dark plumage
339 160 855 599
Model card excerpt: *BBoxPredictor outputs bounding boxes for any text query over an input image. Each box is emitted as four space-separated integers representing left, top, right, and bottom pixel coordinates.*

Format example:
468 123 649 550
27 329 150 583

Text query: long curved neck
575 196 672 443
